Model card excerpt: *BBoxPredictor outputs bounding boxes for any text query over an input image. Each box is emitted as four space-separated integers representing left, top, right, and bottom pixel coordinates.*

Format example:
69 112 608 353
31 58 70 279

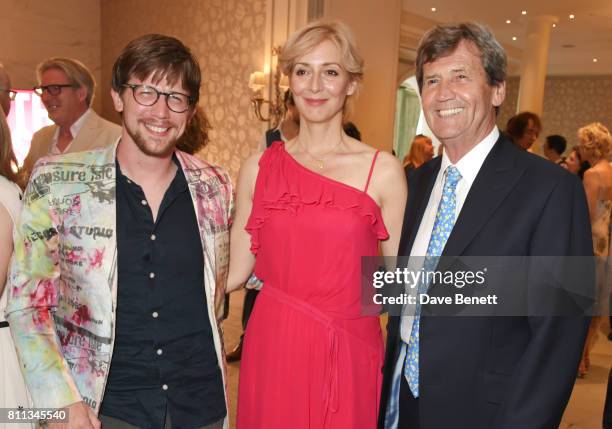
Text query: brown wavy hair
0 109 20 186
176 105 211 155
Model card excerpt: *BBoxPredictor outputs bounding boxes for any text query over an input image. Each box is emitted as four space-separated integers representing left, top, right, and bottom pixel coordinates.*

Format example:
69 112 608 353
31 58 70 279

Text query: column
516 15 558 115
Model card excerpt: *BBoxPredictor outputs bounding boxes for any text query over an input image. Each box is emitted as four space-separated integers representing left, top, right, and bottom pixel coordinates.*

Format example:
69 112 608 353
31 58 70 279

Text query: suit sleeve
21 134 40 182
496 174 592 428
6 164 82 409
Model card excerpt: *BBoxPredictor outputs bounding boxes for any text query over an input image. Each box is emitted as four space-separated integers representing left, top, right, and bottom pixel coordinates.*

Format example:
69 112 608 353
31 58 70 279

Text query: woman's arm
582 169 599 223
370 151 408 258
226 153 262 293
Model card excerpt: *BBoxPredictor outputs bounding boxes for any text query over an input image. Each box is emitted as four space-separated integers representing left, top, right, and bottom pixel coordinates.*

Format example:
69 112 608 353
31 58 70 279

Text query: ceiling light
569 14 575 19
552 23 557 28
431 7 436 12
506 19 511 24
512 36 517 41
521 10 527 15
593 58 598 63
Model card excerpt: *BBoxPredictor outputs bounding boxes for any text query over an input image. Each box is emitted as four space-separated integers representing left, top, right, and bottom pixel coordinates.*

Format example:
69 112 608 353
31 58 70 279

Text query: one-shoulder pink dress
236 142 388 429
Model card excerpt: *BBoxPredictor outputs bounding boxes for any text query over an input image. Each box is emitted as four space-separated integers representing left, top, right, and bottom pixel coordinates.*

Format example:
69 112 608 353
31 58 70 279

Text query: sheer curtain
393 83 421 162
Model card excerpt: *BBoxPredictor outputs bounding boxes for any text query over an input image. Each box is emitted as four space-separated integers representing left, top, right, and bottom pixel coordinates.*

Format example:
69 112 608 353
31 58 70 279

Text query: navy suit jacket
379 134 592 429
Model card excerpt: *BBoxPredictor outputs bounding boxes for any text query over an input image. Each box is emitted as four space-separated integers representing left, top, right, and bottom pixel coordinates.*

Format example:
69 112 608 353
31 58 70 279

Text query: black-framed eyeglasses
122 84 193 113
0 89 17 101
33 84 77 96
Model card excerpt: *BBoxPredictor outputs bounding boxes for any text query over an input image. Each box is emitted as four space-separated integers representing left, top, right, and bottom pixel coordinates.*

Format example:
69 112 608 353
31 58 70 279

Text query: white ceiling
401 0 612 76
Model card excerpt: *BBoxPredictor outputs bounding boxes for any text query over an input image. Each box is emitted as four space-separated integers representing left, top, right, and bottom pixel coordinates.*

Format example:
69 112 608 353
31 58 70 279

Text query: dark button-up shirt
100 157 225 429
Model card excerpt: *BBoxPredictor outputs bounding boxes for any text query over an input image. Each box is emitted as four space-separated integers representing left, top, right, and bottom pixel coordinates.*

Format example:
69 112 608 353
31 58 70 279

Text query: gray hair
416 22 507 93
37 57 96 106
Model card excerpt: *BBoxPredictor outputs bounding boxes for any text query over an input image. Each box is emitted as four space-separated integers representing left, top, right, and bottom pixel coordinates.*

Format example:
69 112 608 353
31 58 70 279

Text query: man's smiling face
421 40 505 151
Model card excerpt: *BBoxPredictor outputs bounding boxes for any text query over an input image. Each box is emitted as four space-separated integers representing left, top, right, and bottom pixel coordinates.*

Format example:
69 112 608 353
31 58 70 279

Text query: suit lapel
39 126 57 158
70 111 100 153
400 158 441 256
441 136 525 260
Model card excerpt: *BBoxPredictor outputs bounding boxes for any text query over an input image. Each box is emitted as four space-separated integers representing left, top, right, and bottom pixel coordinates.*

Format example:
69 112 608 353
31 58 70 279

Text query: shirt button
152 311 159 318
150 234 156 241
149 272 155 279
141 199 147 206
162 384 168 391
157 349 163 355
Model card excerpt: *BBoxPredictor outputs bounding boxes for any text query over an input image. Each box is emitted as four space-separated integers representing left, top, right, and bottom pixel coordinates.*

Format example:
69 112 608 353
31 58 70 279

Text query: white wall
324 0 401 151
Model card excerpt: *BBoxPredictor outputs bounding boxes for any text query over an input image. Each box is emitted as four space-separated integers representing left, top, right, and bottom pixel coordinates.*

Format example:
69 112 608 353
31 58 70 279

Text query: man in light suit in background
379 22 592 429
22 57 120 177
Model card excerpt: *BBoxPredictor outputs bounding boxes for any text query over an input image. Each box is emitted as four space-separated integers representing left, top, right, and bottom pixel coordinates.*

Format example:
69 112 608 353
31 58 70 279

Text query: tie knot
445 166 462 188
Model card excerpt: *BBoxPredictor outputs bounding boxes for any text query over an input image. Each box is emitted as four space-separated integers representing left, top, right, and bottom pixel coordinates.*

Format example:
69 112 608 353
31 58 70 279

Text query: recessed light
506 19 511 24
593 58 598 63
512 36 517 41
521 10 527 15
431 7 437 12
569 14 575 19
552 24 557 28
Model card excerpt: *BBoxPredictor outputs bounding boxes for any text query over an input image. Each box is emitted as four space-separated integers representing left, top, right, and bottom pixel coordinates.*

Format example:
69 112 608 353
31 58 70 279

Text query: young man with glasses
22 57 120 179
7 34 232 429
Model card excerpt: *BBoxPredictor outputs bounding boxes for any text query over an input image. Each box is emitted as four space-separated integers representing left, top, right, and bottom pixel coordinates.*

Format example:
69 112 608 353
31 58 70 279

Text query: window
6 90 53 166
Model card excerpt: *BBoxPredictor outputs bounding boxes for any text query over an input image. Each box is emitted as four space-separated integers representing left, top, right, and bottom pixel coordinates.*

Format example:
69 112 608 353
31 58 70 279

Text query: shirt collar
439 126 499 187
116 153 187 193
69 108 92 138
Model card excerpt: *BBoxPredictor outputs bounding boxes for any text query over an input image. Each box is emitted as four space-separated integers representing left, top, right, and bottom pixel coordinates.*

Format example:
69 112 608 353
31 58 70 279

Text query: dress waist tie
260 286 339 428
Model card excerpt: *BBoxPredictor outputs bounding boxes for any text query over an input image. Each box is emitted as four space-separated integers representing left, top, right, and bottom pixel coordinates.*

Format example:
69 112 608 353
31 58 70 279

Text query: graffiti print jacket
6 143 233 425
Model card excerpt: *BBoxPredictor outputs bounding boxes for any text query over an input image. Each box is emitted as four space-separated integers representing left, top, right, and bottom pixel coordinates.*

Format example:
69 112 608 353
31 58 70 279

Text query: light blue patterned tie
404 165 462 397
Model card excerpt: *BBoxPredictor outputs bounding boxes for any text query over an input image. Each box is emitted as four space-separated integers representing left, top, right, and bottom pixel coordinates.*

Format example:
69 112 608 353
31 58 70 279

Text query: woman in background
561 146 590 180
505 111 542 151
402 134 434 179
0 110 32 429
576 122 612 377
228 20 406 428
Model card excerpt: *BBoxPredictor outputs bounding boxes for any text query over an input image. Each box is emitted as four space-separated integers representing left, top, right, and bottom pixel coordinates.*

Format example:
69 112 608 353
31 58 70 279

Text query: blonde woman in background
0 110 32 429
577 122 612 377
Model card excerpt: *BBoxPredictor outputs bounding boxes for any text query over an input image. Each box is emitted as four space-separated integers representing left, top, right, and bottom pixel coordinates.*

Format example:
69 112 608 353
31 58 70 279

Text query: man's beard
125 121 178 158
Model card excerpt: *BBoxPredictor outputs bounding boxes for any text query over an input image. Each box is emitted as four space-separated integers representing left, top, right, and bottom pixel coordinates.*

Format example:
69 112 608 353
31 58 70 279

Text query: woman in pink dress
228 20 407 428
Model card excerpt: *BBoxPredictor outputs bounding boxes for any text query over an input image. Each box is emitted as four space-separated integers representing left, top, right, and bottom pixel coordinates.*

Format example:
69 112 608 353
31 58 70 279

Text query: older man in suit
379 22 592 429
22 57 120 177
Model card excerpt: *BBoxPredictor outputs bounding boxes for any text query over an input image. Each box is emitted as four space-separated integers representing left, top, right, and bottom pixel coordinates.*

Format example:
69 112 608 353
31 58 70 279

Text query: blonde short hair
578 122 612 161
279 20 363 117
37 57 96 106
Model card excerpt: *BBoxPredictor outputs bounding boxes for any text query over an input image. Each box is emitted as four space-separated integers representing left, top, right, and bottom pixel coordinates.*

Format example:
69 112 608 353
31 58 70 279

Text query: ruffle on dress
245 142 389 254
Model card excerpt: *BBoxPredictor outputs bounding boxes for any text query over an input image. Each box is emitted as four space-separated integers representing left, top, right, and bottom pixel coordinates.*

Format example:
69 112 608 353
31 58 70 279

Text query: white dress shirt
49 108 92 155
